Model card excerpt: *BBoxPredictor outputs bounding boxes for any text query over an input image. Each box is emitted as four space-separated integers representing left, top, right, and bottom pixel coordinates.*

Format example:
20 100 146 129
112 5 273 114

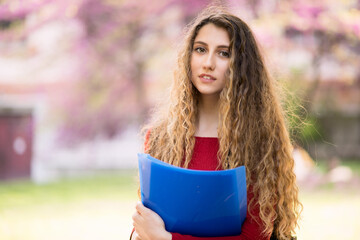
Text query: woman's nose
203 53 215 70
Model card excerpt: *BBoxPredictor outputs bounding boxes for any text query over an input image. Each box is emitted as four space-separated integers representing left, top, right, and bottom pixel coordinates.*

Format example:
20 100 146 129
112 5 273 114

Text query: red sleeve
171 190 270 240
144 129 151 152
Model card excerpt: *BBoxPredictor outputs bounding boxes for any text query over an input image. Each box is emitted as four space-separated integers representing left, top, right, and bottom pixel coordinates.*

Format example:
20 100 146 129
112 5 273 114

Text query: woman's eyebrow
194 41 229 49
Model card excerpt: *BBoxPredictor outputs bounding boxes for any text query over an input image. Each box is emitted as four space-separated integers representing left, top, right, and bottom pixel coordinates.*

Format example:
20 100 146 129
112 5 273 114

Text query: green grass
313 159 360 175
341 160 360 176
0 170 139 240
0 165 360 240
0 170 138 209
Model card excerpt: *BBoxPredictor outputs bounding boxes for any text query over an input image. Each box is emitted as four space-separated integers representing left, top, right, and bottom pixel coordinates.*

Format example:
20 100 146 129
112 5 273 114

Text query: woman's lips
199 74 216 82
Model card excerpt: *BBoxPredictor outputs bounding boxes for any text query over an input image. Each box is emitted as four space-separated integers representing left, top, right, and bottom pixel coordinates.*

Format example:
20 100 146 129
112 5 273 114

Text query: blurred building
0 1 141 183
0 105 33 180
309 79 360 159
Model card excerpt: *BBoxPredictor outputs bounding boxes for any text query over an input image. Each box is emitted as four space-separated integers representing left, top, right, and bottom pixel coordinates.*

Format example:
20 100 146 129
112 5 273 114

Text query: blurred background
0 0 359 239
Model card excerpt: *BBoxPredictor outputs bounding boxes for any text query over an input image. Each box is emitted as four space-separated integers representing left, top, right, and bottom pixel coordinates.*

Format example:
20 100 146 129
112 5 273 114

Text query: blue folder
138 153 247 237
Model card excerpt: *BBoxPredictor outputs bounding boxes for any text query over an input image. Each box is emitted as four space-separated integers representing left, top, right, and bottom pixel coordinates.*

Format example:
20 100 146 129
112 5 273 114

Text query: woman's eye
194 47 206 53
219 51 230 58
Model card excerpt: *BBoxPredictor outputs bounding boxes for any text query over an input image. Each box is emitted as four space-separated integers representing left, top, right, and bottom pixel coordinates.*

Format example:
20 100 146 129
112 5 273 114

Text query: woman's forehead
194 23 230 47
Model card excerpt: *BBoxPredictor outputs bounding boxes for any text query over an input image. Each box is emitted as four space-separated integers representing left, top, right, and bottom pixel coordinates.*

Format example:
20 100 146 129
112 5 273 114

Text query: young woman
131 6 301 240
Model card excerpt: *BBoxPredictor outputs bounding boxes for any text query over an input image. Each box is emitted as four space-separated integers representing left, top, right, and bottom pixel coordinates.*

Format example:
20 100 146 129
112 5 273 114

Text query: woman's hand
132 202 172 240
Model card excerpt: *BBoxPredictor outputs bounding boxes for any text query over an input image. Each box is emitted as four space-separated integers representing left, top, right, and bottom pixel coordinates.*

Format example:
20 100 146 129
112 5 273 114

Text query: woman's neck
195 94 220 137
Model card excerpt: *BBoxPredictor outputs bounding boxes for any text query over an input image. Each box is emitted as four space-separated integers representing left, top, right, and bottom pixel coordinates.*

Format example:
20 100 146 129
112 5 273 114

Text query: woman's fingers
135 202 162 220
132 231 142 240
132 202 171 240
132 211 143 228
135 201 151 215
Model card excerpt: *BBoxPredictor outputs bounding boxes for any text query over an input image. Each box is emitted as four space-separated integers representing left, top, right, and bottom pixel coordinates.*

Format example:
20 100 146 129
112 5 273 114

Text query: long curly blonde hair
142 6 301 240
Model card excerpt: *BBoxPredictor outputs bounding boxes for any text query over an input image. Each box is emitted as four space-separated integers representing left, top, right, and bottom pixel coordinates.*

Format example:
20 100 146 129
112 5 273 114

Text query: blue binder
138 153 247 237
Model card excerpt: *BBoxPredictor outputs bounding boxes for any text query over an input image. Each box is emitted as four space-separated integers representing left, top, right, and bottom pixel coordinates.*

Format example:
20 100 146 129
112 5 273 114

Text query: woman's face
190 23 230 97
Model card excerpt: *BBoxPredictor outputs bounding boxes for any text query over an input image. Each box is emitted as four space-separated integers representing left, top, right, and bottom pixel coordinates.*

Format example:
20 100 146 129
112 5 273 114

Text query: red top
139 133 270 240
171 136 270 240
